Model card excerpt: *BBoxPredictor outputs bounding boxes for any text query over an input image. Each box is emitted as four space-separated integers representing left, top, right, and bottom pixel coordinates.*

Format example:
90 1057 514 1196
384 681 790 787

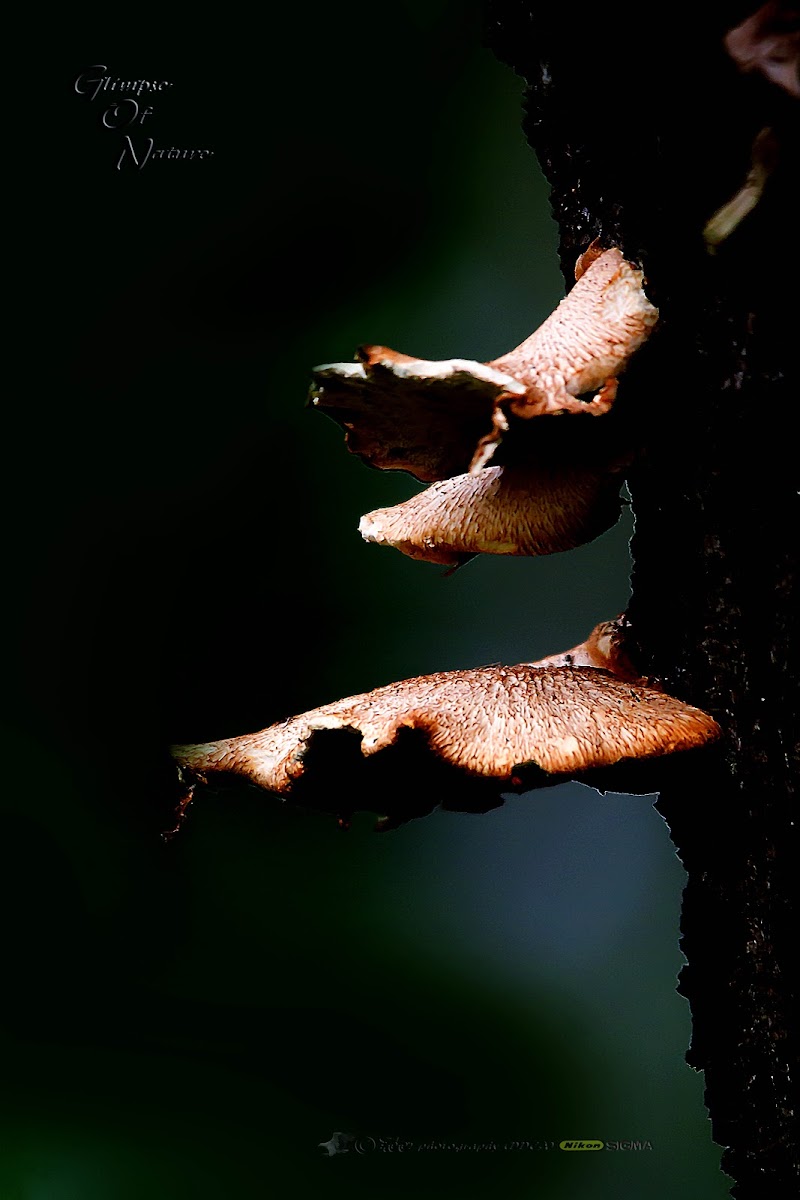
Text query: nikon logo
559 1140 604 1151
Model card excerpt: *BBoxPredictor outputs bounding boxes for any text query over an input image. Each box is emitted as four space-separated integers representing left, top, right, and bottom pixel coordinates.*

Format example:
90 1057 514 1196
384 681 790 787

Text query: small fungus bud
529 615 641 682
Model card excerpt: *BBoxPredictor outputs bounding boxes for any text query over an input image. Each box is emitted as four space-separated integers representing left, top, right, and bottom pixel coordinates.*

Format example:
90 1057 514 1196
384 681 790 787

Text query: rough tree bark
483 2 798 1194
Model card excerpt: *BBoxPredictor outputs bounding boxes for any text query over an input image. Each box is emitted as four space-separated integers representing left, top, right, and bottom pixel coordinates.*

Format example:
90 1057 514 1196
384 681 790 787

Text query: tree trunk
484 2 798 1193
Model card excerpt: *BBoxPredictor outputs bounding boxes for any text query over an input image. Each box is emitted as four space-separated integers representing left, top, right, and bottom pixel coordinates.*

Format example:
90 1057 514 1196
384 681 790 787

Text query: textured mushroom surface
359 463 625 566
489 248 658 419
310 249 658 477
172 664 720 801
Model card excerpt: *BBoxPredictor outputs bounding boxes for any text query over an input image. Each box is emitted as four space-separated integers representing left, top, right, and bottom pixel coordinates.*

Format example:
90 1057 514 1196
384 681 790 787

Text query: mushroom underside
359 463 625 566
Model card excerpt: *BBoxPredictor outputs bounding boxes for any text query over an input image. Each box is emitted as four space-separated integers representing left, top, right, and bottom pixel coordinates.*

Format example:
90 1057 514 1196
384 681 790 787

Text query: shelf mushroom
170 620 721 833
312 246 656 566
310 247 658 479
358 459 628 568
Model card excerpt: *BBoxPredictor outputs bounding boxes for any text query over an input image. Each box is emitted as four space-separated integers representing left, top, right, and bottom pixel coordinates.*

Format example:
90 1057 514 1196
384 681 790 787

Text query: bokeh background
4 3 730 1197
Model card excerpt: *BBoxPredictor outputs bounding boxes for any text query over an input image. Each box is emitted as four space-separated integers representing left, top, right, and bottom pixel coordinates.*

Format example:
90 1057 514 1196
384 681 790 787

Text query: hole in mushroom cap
286 725 515 829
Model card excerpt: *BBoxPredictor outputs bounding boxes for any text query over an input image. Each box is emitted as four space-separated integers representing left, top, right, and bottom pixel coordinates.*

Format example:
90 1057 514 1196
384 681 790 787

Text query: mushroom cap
359 463 624 566
310 249 657 478
172 664 720 802
490 249 658 418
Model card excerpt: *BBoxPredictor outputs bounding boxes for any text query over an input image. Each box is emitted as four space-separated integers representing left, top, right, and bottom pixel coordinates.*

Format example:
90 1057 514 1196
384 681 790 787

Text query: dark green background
4 4 729 1197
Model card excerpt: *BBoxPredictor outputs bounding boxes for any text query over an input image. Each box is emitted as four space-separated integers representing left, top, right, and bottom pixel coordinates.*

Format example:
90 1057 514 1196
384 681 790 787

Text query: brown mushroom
358 461 626 567
310 248 658 478
170 627 720 831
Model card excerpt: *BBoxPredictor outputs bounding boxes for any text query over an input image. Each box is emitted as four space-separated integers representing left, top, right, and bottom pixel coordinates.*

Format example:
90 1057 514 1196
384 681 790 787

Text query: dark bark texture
484 2 798 1195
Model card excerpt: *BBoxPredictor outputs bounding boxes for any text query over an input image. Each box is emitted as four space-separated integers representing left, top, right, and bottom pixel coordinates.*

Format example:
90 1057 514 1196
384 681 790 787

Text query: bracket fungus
170 620 721 833
358 460 627 568
311 245 656 567
310 247 658 479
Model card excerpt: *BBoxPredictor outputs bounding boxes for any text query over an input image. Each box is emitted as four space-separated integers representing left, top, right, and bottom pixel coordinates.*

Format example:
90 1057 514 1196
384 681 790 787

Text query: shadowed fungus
704 5 798 249
724 1 800 98
314 246 654 566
